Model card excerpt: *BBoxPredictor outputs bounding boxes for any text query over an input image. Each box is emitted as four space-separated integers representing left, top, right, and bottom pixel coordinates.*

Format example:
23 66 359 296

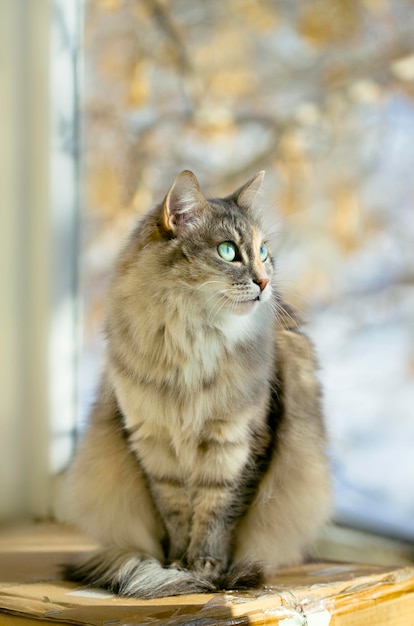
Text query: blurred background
2 0 414 563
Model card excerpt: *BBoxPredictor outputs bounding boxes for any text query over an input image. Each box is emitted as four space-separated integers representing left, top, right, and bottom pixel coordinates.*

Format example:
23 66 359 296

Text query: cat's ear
161 170 210 235
230 171 265 211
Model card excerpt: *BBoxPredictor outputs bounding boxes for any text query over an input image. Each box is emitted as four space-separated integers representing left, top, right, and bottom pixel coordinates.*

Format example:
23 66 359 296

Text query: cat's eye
217 241 238 262
259 243 268 262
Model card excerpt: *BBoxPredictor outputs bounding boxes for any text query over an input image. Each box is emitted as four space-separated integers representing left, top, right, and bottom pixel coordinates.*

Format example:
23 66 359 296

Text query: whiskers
204 285 254 324
193 280 250 323
268 292 301 333
179 275 305 337
195 280 226 291
207 289 232 323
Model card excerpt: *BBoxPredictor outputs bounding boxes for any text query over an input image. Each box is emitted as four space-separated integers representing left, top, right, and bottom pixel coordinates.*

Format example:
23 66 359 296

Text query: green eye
217 241 237 262
259 243 268 262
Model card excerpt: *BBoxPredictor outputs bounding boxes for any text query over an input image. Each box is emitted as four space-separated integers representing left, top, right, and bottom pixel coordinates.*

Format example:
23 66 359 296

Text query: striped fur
64 171 331 597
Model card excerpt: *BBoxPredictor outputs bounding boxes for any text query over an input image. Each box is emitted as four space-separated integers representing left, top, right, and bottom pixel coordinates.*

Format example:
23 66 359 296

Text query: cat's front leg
186 485 235 579
185 427 253 580
150 479 191 564
126 426 193 564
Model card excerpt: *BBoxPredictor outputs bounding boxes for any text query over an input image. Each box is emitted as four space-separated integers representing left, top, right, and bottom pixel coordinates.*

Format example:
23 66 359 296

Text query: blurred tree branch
141 0 202 110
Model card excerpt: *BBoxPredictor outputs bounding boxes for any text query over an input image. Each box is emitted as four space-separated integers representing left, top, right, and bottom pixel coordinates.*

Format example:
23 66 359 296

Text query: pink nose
254 278 269 292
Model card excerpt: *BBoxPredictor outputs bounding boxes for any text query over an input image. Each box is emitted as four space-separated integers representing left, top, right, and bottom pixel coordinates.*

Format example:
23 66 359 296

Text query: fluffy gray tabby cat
64 170 331 598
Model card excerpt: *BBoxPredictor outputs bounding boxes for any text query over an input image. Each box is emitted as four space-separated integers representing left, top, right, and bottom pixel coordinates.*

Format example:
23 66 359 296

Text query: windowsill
316 523 414 567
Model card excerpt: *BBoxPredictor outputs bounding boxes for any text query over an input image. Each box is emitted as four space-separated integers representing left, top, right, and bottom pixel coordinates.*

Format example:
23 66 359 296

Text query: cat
64 170 331 598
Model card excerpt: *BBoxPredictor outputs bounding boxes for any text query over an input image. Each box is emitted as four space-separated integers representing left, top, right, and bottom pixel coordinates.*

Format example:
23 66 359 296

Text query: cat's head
154 170 275 318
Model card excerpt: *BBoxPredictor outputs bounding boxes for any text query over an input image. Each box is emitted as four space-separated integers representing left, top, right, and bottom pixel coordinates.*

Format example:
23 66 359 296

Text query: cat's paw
223 561 265 590
166 560 186 571
190 556 226 579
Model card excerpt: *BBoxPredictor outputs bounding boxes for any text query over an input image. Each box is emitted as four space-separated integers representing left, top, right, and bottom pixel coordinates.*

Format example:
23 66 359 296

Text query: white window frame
0 0 80 520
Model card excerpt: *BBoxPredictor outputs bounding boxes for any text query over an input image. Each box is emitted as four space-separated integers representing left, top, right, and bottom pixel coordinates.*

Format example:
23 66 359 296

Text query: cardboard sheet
0 523 414 625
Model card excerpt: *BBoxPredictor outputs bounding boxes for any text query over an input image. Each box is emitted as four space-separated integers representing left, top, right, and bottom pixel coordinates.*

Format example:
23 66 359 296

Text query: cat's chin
230 299 259 316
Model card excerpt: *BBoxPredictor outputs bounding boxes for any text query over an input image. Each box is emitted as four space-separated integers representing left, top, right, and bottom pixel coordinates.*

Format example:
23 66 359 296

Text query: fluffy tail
64 550 264 598
63 549 216 599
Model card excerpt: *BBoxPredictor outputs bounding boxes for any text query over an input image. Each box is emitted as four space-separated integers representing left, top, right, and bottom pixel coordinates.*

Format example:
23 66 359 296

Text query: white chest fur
217 308 260 346
108 288 271 444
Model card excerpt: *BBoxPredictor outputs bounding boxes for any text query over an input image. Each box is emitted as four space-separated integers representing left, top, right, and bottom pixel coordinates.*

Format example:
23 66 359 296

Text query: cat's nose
254 278 269 292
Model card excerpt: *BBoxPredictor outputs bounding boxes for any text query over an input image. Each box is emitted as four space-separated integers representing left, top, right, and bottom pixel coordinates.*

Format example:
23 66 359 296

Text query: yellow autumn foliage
299 0 360 46
329 184 362 253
